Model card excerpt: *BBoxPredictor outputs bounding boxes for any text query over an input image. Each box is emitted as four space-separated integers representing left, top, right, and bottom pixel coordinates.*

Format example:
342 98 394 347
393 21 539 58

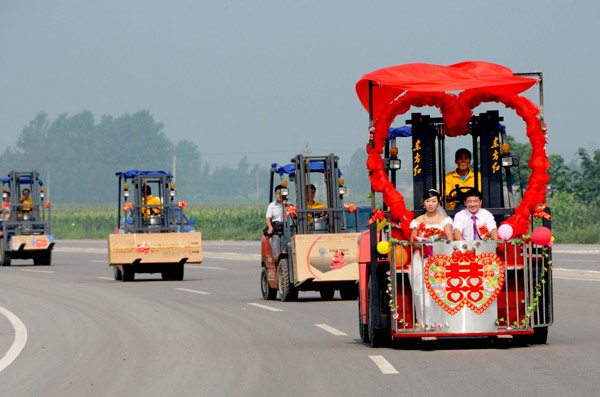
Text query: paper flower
178 200 187 209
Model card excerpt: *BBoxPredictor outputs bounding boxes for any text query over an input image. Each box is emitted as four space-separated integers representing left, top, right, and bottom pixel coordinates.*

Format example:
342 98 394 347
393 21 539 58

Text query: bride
409 189 453 327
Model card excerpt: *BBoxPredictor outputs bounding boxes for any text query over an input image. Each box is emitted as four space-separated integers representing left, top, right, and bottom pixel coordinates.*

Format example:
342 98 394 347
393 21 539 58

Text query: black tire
171 263 184 281
319 288 335 300
277 258 297 301
161 270 172 280
531 326 548 345
33 251 52 266
122 264 135 282
0 239 11 266
113 265 122 281
340 284 359 300
368 276 390 348
261 266 277 300
358 295 369 343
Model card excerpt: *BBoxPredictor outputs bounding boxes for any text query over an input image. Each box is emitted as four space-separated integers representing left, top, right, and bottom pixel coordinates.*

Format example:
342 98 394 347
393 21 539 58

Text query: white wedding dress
409 217 452 327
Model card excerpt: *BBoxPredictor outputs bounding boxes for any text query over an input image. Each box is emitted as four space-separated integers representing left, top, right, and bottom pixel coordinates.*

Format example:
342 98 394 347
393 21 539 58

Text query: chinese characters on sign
413 139 422 176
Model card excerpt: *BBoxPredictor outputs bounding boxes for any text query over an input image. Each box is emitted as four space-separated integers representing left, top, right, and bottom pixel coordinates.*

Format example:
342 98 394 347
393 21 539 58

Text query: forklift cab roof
2 177 44 186
271 163 342 177
115 170 173 178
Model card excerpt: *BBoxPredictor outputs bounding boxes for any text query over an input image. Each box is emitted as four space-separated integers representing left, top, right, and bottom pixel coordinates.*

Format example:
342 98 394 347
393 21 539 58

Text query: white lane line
176 288 211 295
0 305 28 373
554 276 600 283
19 269 54 274
552 249 600 255
554 267 600 274
98 277 114 280
247 303 283 312
186 265 225 270
315 324 348 336
369 355 399 374
90 260 107 263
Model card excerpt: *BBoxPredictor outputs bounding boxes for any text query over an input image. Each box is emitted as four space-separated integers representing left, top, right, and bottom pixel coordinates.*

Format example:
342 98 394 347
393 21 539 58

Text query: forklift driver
20 188 33 213
141 185 162 218
306 184 325 224
444 148 482 209
266 185 294 260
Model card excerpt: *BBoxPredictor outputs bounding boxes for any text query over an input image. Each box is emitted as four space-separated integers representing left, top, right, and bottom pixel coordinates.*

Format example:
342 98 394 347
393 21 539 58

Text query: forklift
260 154 362 301
0 170 53 266
108 170 202 281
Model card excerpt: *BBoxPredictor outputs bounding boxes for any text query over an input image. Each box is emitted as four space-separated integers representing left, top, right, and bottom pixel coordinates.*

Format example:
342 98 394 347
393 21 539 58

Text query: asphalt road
0 240 598 396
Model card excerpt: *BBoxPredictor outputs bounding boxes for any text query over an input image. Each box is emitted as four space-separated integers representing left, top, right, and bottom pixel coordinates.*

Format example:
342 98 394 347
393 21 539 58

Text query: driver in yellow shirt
141 185 162 218
445 148 481 210
306 184 325 223
20 188 33 213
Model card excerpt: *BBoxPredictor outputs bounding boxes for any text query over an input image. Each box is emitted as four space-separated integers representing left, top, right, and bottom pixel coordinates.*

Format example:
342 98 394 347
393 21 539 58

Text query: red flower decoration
367 209 386 226
1 202 8 209
284 205 297 217
344 203 357 213
416 223 447 241
478 225 491 239
44 201 50 208
178 200 187 209
123 202 133 211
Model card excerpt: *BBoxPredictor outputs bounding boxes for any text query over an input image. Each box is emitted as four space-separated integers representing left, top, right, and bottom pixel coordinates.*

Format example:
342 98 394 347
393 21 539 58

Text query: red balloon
530 226 552 246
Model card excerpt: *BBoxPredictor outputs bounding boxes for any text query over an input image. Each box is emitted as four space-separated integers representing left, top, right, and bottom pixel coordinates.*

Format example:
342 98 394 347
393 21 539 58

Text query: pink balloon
531 226 552 246
498 224 513 240
547 242 554 248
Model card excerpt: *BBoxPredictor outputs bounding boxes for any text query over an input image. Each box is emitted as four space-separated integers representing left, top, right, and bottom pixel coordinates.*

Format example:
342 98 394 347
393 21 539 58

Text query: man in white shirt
453 189 498 241
266 185 294 259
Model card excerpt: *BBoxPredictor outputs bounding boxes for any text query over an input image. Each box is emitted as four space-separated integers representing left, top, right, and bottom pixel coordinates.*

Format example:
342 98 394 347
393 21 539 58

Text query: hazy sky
1 0 598 168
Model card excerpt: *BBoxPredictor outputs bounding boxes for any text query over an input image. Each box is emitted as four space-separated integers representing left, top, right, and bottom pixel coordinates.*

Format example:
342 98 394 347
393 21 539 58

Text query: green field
49 200 597 243
51 204 265 240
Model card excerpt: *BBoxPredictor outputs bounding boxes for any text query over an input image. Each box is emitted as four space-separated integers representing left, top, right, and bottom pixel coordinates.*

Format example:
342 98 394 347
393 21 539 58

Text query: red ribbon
344 203 357 213
178 200 187 209
367 209 386 226
533 203 552 220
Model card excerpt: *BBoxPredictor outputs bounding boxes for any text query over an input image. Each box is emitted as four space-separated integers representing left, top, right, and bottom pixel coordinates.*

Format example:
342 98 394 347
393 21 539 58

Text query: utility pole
172 155 177 183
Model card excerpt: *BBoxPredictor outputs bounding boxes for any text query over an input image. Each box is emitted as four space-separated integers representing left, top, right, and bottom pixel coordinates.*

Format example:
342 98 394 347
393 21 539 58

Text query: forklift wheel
277 258 297 301
261 266 277 300
0 240 11 266
122 264 135 282
113 265 122 281
358 297 369 343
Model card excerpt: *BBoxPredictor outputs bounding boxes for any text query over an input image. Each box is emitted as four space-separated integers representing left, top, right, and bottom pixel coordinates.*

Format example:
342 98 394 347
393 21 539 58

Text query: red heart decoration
424 251 505 315
367 89 550 239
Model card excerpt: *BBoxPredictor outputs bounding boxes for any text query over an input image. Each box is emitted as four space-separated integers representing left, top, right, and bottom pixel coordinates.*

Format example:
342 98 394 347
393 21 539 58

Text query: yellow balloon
377 241 391 255
550 236 555 242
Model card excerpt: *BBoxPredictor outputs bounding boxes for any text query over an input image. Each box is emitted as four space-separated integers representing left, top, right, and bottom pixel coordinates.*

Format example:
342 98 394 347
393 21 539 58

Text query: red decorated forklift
355 62 553 347
260 153 362 301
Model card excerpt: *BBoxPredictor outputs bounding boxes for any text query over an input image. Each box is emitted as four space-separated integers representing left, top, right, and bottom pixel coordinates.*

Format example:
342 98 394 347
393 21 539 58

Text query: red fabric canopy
356 61 537 120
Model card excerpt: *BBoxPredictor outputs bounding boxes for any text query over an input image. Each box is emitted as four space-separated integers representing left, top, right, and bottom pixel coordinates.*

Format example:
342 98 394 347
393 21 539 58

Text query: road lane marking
98 277 114 280
203 251 260 261
554 267 600 274
554 276 600 283
186 265 225 270
552 249 600 255
0 305 28 373
247 303 283 312
19 269 54 274
369 355 399 374
315 324 348 336
176 288 211 295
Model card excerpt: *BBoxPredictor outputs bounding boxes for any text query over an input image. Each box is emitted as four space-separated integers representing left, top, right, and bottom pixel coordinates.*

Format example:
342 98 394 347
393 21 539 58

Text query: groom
453 189 498 241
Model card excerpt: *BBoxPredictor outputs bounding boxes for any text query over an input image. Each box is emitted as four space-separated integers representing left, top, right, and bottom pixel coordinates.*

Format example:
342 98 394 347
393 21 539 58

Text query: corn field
51 204 265 240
